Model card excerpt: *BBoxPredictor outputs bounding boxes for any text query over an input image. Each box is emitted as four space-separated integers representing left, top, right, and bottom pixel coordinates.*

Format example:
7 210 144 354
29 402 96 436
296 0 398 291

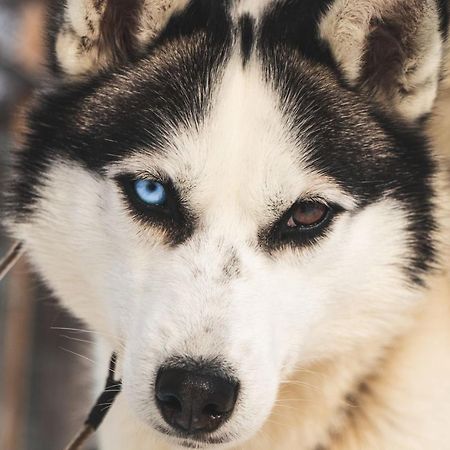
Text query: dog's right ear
319 0 448 122
49 0 189 78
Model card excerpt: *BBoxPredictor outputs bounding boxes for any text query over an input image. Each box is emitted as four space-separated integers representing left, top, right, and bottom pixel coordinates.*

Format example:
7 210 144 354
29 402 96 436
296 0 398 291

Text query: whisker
59 346 97 365
59 334 97 345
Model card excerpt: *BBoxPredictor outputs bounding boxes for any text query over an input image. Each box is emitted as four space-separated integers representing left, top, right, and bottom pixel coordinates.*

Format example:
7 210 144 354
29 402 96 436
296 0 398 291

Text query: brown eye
287 202 329 228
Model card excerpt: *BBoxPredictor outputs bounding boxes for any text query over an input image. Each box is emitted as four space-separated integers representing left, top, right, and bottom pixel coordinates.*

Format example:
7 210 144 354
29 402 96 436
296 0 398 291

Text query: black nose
155 366 238 434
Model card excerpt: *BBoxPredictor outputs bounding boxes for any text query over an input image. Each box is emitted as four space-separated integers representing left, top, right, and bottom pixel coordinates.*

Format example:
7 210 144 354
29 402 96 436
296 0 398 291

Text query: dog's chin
153 425 238 449
171 439 232 450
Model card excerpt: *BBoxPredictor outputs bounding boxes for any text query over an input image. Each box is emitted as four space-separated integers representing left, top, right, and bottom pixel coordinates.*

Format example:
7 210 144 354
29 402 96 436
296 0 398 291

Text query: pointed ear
320 0 448 121
49 0 189 78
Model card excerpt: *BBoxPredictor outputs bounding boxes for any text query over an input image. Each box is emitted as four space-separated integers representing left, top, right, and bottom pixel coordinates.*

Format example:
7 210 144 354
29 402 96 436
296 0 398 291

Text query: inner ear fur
51 0 188 78
320 0 447 121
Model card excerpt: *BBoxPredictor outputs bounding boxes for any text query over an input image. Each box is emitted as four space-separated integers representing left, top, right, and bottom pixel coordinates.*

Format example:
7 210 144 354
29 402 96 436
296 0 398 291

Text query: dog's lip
154 424 231 447
177 440 209 449
171 433 231 447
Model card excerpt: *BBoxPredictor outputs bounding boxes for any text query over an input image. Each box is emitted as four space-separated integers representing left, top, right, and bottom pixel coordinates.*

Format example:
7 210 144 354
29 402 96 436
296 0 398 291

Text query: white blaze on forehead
232 0 278 19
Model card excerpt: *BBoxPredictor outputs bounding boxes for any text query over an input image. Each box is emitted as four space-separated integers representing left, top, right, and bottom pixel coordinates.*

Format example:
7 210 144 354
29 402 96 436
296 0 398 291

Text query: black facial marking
239 14 255 66
152 0 233 49
258 0 336 69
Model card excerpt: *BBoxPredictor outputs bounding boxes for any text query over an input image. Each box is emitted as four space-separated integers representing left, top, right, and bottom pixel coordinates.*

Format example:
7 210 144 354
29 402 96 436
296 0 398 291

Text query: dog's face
4 0 446 448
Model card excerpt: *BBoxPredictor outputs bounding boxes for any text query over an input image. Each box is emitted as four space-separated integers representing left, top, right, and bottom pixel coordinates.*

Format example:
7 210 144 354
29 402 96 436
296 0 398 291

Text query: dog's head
4 0 447 448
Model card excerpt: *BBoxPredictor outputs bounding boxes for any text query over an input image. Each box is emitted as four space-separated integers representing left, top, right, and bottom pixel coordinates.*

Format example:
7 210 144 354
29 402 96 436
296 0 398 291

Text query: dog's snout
155 366 239 434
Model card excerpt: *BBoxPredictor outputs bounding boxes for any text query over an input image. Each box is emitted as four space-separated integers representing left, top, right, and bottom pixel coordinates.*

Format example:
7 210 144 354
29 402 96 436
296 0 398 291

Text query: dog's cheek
10 161 162 346
239 200 421 370
293 201 423 362
11 163 116 333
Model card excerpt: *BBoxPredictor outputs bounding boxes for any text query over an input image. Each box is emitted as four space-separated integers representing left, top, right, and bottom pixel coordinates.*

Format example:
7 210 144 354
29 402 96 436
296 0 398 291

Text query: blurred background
0 1 95 449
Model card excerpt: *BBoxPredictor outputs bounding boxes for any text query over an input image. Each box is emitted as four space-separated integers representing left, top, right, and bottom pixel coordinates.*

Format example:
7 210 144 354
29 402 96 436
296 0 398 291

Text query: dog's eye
265 200 339 249
286 202 329 229
117 175 191 243
134 179 167 206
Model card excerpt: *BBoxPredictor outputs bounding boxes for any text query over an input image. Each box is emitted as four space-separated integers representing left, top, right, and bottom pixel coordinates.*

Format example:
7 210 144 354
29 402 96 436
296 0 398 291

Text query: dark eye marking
264 200 344 249
115 174 194 244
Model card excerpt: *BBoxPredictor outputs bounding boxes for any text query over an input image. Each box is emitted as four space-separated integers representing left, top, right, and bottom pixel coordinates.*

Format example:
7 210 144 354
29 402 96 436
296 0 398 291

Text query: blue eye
134 179 167 206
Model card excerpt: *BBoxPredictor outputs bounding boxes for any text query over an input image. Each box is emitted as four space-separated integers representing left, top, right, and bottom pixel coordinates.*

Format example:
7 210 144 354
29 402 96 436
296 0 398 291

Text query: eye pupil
287 202 328 228
134 179 167 206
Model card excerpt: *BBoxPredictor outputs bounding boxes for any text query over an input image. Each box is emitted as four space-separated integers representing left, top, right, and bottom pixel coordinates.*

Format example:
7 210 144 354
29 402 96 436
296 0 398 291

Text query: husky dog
3 0 450 449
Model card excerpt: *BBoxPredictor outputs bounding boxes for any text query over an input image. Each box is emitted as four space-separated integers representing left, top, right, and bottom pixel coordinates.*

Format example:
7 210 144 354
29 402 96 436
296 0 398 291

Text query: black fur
152 0 233 49
258 0 336 69
239 14 255 66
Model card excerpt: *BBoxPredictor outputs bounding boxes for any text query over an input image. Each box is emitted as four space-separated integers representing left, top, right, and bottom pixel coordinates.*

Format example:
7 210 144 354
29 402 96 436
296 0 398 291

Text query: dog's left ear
320 0 448 121
51 0 189 77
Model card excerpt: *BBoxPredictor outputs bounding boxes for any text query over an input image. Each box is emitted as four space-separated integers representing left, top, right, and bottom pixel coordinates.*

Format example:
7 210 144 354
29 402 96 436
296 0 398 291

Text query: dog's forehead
101 43 403 207
114 54 357 219
13 0 433 219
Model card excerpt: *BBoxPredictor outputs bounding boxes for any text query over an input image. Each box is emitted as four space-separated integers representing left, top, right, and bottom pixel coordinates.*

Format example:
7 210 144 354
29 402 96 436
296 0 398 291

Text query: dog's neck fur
96 271 450 450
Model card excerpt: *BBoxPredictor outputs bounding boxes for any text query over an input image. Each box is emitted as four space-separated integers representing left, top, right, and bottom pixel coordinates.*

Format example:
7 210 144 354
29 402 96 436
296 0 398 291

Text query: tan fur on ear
55 0 189 77
320 0 444 121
